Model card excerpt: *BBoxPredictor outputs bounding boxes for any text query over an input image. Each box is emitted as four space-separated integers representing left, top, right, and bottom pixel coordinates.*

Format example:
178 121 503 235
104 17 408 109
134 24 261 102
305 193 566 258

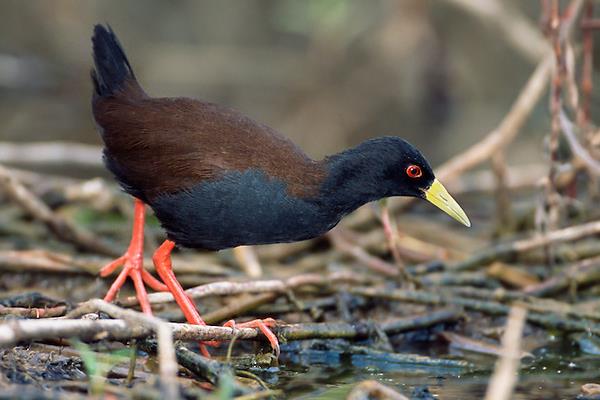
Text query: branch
559 109 600 175
484 306 527 400
447 220 600 271
116 271 374 307
64 300 179 399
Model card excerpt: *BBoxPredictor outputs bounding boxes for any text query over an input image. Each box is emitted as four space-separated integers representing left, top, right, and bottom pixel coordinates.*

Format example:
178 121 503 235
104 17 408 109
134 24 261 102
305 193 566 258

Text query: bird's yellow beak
424 179 471 227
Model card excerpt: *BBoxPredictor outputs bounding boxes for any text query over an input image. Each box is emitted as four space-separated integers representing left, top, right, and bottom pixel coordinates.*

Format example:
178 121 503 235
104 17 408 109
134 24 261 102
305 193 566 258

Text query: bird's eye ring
406 165 422 178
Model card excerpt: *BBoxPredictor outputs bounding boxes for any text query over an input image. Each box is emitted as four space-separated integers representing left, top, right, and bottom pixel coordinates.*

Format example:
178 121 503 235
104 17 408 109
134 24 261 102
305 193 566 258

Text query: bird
90 24 470 358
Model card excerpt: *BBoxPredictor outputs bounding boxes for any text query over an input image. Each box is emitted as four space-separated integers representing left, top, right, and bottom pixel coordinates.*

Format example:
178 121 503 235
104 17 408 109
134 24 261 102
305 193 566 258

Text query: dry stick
520 238 600 264
376 200 420 285
0 318 471 370
327 230 399 277
580 0 594 126
379 200 406 269
523 255 600 296
543 0 565 240
279 309 462 341
0 309 460 346
350 287 600 335
65 300 179 400
0 164 119 257
0 248 228 277
541 0 585 263
0 305 67 318
444 286 600 322
232 246 262 278
118 271 374 307
140 340 234 387
0 250 101 275
484 306 527 400
447 220 600 271
379 308 462 335
559 110 600 175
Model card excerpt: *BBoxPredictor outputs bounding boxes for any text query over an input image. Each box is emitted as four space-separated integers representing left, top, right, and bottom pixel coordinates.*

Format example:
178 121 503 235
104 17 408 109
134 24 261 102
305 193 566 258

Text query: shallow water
260 339 600 399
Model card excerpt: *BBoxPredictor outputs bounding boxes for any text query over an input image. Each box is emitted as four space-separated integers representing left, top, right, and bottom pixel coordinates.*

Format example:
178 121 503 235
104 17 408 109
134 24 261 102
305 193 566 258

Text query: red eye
406 165 422 178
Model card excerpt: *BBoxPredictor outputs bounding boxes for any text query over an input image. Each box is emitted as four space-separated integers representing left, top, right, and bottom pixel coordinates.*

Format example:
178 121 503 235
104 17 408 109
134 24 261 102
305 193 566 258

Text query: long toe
227 319 280 357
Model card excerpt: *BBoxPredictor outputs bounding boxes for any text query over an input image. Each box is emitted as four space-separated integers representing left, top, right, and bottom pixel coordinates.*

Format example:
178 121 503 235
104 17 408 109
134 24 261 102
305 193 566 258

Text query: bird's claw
223 318 280 357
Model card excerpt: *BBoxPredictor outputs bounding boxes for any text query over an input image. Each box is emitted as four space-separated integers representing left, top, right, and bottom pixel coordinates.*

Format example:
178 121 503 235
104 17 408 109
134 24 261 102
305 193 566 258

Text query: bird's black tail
91 24 140 97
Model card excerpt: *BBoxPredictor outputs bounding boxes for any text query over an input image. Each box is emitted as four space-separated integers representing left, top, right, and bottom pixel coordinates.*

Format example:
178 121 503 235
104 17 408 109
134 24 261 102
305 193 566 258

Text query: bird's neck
316 142 392 217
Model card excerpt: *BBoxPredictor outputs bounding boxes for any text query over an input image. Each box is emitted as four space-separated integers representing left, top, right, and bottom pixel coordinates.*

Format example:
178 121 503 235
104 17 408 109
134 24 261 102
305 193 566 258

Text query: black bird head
323 137 470 227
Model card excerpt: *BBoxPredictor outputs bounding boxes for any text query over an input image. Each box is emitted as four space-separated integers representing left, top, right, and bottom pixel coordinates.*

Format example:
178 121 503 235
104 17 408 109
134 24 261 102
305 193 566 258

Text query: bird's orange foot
223 318 280 357
100 247 168 315
100 199 167 315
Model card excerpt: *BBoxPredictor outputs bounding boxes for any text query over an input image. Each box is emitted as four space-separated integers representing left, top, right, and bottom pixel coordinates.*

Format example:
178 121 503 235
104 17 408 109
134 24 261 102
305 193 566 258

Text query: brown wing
93 95 326 200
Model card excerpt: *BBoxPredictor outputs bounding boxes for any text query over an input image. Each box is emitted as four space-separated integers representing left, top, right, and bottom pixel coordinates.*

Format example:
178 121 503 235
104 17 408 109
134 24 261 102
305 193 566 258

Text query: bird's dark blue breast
149 170 336 250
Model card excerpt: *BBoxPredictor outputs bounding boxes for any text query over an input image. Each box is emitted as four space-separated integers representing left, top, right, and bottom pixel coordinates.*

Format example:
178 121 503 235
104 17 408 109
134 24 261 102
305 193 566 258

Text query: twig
117 271 373 307
141 340 231 387
447 220 600 271
0 305 67 318
0 309 460 346
376 199 418 285
327 230 399 277
580 0 594 126
380 308 462 335
65 300 179 400
350 287 600 334
0 250 100 274
0 164 119 257
523 255 600 296
559 109 600 175
232 246 262 278
484 306 527 400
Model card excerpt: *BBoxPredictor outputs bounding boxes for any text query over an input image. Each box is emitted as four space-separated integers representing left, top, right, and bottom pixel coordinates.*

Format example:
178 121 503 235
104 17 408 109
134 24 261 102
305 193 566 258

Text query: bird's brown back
93 89 326 200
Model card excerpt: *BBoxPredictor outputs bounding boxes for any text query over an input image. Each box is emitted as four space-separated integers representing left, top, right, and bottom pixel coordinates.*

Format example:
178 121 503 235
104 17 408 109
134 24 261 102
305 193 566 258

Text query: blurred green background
0 1 579 176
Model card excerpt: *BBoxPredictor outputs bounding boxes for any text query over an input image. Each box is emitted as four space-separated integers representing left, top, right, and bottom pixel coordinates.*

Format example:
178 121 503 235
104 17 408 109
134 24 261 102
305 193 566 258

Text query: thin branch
484 306 527 400
559 109 600 175
351 286 600 334
448 220 600 271
117 271 375 307
327 230 399 277
65 300 179 399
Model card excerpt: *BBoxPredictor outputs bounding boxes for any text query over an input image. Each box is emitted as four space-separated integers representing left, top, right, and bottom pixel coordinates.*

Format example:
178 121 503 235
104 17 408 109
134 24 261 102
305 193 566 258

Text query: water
250 338 600 399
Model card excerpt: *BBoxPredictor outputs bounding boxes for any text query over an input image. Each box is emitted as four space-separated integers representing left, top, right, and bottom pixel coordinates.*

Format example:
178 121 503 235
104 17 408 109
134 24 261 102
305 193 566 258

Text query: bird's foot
100 246 168 315
100 199 167 315
223 318 280 357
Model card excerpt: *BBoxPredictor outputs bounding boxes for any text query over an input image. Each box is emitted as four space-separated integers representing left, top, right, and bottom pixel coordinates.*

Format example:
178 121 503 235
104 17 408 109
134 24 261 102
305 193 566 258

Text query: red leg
152 239 211 357
100 199 167 315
